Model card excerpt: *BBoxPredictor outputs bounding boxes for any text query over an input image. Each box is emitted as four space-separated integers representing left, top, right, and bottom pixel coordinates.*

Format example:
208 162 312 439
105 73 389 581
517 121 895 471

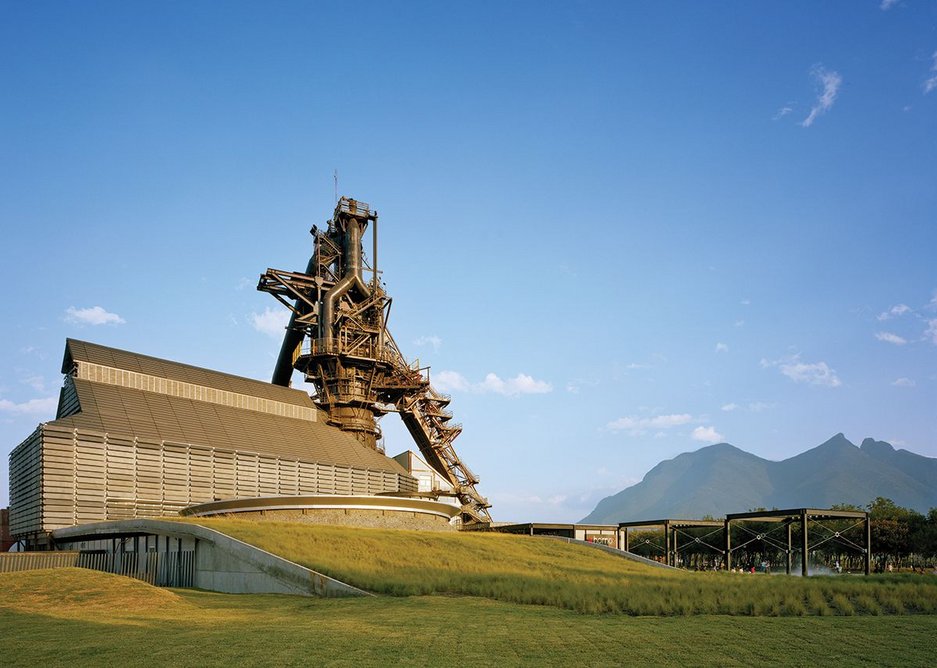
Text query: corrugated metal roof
62 339 313 408
50 379 407 474
54 340 408 476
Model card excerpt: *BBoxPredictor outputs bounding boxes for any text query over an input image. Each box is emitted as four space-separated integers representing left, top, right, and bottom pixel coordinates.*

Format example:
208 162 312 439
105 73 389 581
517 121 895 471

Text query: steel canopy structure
617 519 725 568
724 508 871 576
258 197 491 525
616 508 872 575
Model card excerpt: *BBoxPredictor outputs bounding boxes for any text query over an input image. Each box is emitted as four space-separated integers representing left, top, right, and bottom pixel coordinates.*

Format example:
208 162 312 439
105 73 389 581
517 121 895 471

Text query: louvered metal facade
8 340 418 540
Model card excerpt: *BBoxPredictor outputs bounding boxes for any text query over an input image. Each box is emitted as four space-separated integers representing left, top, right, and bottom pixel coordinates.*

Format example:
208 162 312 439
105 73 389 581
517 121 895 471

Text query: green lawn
181 518 937 616
1 569 935 667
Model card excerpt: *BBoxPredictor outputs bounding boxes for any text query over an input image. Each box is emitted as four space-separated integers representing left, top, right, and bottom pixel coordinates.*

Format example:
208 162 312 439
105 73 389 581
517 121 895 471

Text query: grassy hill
180 518 937 616
3 567 937 667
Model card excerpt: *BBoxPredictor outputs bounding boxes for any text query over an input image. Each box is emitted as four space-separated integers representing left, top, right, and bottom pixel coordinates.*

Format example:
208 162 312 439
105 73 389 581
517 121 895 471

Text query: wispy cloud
925 319 937 345
924 51 937 94
773 105 793 120
0 396 58 415
413 335 442 352
692 425 724 443
877 303 911 320
715 342 729 353
762 354 841 387
875 331 907 345
801 65 842 127
892 377 915 387
606 413 692 436
433 370 552 396
22 375 46 392
64 306 125 326
879 0 899 10
249 307 290 338
566 377 599 394
721 401 770 413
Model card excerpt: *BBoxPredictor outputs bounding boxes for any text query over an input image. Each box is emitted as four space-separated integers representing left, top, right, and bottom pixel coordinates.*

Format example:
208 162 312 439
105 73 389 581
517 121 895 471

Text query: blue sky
1 1 935 521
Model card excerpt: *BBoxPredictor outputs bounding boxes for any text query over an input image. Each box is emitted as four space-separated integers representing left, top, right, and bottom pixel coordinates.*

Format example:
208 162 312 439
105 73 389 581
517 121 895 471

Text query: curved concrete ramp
544 536 679 570
51 519 370 597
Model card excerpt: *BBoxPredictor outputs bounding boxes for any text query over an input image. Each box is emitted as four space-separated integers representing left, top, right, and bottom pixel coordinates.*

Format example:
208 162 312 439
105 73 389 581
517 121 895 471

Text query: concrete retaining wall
51 519 371 597
543 535 678 569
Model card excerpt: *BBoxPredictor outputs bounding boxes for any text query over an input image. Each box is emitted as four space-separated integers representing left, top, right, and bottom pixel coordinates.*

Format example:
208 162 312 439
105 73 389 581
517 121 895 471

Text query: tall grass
4 569 937 667
183 518 937 616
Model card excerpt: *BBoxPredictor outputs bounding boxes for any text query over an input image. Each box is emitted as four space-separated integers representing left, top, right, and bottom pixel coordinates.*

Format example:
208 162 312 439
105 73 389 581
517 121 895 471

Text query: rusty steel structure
258 197 491 524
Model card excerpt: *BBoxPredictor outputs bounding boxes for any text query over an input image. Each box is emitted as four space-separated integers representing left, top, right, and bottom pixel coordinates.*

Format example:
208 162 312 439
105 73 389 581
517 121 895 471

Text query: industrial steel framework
616 508 872 575
725 508 871 576
258 197 491 524
617 519 726 568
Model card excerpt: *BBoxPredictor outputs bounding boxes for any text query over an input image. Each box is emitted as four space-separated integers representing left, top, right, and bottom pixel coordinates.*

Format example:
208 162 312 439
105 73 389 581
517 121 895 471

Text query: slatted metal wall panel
161 442 190 515
213 448 237 500
74 430 107 524
298 461 318 494
13 426 419 537
106 434 137 520
257 454 279 496
236 451 260 498
41 425 78 528
57 377 81 418
277 458 299 496
8 429 43 535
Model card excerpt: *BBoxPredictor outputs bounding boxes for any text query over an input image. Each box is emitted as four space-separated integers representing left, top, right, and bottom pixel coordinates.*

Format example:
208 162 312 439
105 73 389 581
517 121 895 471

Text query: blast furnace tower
258 197 491 524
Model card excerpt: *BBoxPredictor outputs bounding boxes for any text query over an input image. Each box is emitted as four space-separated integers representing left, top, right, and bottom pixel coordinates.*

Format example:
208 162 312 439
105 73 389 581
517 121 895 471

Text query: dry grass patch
0 568 191 619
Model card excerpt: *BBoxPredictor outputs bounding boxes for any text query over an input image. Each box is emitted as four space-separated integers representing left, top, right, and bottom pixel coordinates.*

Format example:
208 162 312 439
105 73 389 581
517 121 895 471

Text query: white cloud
482 373 552 396
0 396 58 416
433 370 470 392
877 303 911 320
566 377 599 394
715 342 729 353
607 413 692 435
925 319 937 345
801 65 842 127
249 307 290 338
748 401 771 412
924 51 937 94
773 106 793 120
734 320 745 327
22 375 45 392
875 331 907 345
692 426 724 443
433 370 551 396
721 403 739 412
414 335 442 352
64 306 125 326
892 377 915 387
763 355 841 387
880 0 899 9
782 361 841 387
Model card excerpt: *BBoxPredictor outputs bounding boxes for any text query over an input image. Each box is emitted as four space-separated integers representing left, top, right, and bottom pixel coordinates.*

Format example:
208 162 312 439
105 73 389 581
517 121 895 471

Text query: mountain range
581 434 937 524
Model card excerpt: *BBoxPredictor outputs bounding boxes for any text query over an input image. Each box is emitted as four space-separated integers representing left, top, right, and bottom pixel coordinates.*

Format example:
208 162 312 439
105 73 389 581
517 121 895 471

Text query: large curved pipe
321 219 370 349
271 254 317 387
